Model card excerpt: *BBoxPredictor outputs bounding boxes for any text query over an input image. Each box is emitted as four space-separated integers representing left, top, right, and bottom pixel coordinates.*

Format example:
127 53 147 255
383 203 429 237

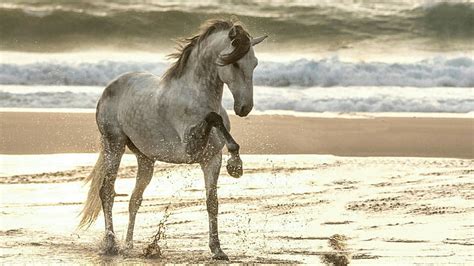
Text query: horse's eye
232 63 239 69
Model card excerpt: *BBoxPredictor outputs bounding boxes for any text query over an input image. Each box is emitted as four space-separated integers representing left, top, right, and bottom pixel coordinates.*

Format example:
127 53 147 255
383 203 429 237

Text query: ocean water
1 85 473 113
0 0 473 113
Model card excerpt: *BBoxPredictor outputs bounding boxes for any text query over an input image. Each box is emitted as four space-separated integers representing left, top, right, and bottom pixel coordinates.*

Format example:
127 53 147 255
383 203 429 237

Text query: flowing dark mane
162 19 250 82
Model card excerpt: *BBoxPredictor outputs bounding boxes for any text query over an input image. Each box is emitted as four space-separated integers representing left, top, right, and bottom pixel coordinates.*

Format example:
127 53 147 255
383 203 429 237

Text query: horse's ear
251 35 268 46
228 26 238 40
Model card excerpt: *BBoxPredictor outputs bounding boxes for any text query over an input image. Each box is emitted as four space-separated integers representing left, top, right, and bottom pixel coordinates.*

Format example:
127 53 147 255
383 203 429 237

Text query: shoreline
1 107 473 118
1 111 472 158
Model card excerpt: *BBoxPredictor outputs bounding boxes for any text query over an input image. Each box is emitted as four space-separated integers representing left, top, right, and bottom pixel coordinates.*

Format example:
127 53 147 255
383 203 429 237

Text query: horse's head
216 25 267 117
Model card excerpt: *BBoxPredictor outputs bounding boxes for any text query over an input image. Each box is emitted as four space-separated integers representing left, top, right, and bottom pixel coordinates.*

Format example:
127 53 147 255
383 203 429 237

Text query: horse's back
101 72 159 99
96 72 161 137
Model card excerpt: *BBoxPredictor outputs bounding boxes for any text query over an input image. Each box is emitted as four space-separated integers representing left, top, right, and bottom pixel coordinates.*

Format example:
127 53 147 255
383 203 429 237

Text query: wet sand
1 111 473 263
0 111 473 158
1 155 473 264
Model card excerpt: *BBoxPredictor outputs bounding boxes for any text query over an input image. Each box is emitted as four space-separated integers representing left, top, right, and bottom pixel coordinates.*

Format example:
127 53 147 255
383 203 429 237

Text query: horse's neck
174 36 225 111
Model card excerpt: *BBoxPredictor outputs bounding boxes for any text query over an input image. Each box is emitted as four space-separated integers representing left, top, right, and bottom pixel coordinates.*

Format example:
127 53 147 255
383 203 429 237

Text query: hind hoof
226 155 243 178
102 231 119 255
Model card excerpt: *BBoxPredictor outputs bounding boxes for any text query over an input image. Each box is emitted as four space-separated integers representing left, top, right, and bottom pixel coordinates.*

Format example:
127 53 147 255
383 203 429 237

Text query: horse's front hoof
226 155 243 178
211 250 229 261
101 231 119 255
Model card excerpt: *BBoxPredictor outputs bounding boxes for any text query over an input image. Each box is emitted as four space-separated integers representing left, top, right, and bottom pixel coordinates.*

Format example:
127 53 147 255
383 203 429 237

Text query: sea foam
1 86 472 113
1 57 473 88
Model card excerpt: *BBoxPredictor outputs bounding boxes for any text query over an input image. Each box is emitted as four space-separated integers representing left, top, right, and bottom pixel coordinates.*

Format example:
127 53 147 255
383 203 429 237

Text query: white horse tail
79 150 106 229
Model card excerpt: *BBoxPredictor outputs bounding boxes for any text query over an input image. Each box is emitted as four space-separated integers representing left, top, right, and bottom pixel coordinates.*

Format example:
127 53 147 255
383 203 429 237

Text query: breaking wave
1 86 473 113
1 57 473 87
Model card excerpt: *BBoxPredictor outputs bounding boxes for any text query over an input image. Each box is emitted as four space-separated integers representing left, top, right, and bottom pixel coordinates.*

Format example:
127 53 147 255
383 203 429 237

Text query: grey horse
79 19 267 260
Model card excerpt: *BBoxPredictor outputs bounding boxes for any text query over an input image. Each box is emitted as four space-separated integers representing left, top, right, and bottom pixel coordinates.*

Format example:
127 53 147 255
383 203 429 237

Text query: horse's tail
78 150 106 229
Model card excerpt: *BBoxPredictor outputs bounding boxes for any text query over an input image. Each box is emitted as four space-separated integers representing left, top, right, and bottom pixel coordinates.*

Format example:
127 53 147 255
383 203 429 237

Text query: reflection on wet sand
1 155 473 263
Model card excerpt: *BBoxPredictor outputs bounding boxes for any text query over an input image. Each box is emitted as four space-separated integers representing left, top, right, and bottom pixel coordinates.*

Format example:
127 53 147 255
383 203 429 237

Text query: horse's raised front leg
207 113 242 178
200 152 229 261
100 136 126 255
186 112 243 178
125 153 154 249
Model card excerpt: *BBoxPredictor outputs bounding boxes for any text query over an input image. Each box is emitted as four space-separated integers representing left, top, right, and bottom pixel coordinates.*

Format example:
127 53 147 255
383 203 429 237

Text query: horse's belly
141 141 192 164
127 125 224 164
124 121 190 163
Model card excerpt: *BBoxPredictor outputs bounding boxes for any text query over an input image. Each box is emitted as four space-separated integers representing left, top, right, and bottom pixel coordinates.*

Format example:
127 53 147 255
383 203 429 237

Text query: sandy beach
1 154 473 264
1 111 472 158
0 110 473 264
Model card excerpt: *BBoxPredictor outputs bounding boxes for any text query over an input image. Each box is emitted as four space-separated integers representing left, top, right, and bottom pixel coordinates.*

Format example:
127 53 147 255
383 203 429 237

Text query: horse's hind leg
200 152 229 261
125 143 154 248
100 134 126 254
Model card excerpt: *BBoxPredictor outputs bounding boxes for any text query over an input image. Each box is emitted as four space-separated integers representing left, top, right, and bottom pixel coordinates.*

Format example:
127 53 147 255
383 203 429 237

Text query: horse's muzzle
234 104 253 117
